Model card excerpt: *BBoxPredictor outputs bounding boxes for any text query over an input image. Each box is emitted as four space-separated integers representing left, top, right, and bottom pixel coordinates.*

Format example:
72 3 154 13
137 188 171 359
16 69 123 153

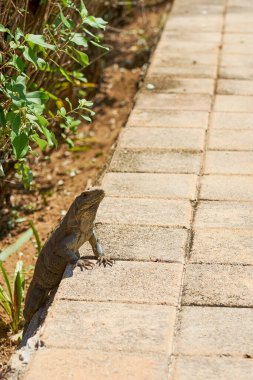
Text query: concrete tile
219 66 253 80
221 54 253 67
208 129 253 150
156 41 219 54
214 95 253 112
110 149 202 174
175 306 253 355
143 76 215 94
182 264 253 307
102 173 197 200
225 23 253 33
191 229 253 265
58 261 183 305
148 64 217 79
98 197 192 228
211 112 253 129
118 128 205 151
25 349 169 380
172 357 253 380
160 31 221 44
205 151 253 175
201 175 253 201
127 110 209 128
195 201 253 229
224 33 253 45
165 16 223 32
80 224 187 262
43 301 176 353
135 93 211 111
217 79 253 95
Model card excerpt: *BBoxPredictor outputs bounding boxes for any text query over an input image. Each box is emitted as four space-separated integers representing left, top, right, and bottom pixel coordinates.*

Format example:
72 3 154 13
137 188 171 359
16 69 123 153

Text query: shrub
0 0 108 204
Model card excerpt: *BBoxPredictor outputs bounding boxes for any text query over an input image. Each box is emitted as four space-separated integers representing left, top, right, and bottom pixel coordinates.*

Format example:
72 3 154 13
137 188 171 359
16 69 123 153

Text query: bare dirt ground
0 1 171 371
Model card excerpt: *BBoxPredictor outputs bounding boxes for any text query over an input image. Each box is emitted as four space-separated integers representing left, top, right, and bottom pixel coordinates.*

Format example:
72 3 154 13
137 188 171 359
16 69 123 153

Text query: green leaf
15 28 24 41
26 34 56 50
80 0 88 18
12 55 25 72
11 133 29 159
72 48 89 67
31 133 47 151
70 33 88 47
7 112 21 134
22 46 38 68
0 24 12 36
0 106 6 127
40 125 58 148
58 5 71 28
59 67 72 82
0 229 33 261
84 16 107 30
90 40 109 50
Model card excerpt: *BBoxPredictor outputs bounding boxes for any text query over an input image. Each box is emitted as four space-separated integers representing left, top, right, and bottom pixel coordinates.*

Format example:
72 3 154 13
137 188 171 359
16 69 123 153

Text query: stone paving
23 0 253 378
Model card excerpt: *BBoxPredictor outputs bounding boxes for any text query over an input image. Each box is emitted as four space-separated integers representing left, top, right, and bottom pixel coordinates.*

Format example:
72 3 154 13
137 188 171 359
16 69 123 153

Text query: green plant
28 220 42 254
0 1 108 202
0 261 25 333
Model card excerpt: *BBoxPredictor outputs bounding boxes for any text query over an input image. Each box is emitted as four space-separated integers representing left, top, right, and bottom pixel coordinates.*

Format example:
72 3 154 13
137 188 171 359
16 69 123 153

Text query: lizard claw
96 257 114 268
75 259 95 271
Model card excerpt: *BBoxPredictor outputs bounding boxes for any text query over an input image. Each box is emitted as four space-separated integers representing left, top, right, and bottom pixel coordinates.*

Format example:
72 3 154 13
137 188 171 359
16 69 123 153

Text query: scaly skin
23 188 113 326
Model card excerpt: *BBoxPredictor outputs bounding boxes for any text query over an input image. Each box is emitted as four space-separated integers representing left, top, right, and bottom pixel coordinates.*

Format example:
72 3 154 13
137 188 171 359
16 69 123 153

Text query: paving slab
57 261 183 305
143 76 215 94
200 175 253 201
214 95 253 113
80 224 187 262
219 66 253 80
175 306 253 355
160 31 221 44
42 301 176 354
110 149 202 174
98 197 192 227
165 15 223 32
156 41 219 54
205 151 253 174
221 54 253 67
217 79 253 96
171 357 253 380
148 64 217 79
25 349 169 380
135 93 212 111
182 263 253 307
102 173 197 200
195 201 253 229
208 129 253 150
211 112 253 129
127 110 209 128
118 128 205 151
191 229 253 265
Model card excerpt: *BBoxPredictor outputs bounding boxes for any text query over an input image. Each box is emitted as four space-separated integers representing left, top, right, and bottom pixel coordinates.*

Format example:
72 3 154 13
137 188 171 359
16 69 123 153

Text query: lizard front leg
59 235 94 271
89 230 114 267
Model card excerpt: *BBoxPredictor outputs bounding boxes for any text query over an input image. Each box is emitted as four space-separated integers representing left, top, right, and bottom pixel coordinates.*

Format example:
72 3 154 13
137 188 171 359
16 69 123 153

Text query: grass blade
0 228 33 261
28 221 42 253
0 262 12 301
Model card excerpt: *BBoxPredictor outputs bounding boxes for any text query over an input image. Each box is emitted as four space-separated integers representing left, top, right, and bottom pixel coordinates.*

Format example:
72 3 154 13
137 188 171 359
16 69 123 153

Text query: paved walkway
23 0 253 379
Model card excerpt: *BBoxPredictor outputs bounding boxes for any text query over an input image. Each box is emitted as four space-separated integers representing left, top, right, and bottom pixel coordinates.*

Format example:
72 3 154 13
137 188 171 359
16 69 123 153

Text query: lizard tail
23 280 49 324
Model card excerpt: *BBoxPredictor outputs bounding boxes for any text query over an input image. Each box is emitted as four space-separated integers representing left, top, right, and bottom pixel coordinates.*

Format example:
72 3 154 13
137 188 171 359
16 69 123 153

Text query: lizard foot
75 259 94 271
97 257 114 267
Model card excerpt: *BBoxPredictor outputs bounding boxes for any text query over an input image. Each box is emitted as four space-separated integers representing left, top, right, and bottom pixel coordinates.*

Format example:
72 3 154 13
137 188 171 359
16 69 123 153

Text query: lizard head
75 187 105 215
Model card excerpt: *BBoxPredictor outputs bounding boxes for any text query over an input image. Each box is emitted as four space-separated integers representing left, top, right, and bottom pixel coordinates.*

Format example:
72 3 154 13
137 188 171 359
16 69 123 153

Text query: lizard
23 187 113 327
